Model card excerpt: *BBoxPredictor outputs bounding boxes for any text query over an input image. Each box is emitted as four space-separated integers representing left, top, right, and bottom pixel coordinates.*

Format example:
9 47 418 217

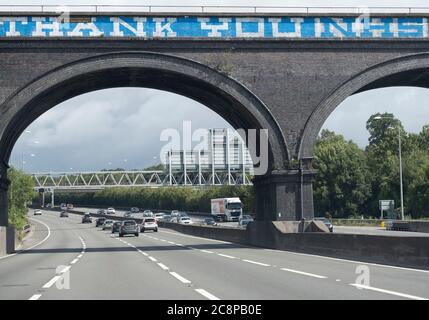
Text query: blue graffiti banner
0 16 428 39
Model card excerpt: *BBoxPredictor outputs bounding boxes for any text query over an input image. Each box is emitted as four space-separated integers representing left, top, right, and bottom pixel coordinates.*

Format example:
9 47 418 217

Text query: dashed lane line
195 289 220 300
280 268 327 279
42 275 62 289
217 253 236 259
170 272 191 284
242 259 270 267
157 263 169 270
349 284 428 300
31 235 86 299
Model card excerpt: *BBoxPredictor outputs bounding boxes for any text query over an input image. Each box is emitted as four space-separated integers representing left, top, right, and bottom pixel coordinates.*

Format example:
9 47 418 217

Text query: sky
9 86 429 172
5 1 429 171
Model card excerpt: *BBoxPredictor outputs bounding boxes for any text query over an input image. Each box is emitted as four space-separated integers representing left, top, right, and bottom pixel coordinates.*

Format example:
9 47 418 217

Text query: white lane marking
350 284 428 300
148 256 157 262
141 252 149 257
157 263 169 270
170 272 191 284
42 275 62 289
175 243 185 247
160 229 233 244
217 253 236 259
70 258 79 265
77 254 83 258
280 268 327 279
242 259 270 267
29 294 42 300
200 250 214 254
163 228 429 275
167 241 175 244
0 217 51 261
195 289 220 300
263 249 429 274
59 266 71 274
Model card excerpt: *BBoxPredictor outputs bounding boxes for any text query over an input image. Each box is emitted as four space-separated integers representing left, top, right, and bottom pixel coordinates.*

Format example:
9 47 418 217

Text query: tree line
8 168 35 232
51 185 255 213
313 112 429 219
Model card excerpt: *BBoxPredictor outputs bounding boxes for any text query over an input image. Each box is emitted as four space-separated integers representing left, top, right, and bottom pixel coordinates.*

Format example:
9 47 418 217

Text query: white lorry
211 198 242 222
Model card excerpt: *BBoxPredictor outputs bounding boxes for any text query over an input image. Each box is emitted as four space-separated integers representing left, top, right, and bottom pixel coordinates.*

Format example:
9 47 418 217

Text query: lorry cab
211 198 242 222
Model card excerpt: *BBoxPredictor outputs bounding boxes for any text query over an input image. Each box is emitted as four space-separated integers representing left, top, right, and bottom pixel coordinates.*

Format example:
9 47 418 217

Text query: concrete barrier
246 222 429 269
158 221 248 244
385 220 429 233
39 207 429 269
0 226 6 256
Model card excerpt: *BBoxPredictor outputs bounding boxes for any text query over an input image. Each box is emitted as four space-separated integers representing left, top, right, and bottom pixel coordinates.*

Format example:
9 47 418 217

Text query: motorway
75 207 429 236
0 210 429 300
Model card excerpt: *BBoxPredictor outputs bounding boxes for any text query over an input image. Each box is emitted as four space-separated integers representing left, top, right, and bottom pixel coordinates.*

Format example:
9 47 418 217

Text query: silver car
119 220 139 237
140 218 158 232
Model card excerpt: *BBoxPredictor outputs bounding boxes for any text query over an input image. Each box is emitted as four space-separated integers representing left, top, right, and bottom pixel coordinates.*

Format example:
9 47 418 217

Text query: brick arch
0 51 289 170
299 52 429 159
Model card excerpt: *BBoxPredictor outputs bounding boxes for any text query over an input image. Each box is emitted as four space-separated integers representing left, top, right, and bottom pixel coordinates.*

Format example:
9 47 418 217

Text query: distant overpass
31 170 253 192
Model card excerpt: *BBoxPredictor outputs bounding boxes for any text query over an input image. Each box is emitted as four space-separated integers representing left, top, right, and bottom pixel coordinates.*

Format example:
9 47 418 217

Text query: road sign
379 200 395 220
379 200 394 211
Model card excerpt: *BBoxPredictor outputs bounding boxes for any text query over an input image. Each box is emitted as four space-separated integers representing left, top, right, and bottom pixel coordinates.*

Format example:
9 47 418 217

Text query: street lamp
373 116 405 220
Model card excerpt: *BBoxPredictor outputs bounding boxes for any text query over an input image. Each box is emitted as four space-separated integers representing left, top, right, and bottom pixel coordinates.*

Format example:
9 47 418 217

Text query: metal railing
0 5 429 15
31 170 252 190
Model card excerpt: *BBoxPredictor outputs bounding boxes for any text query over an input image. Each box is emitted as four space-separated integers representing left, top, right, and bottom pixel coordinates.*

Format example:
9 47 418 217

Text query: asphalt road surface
0 210 428 300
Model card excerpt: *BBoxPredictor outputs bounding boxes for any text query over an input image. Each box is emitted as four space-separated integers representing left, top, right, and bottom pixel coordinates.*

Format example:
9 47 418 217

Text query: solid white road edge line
349 283 428 300
263 249 429 274
0 217 51 261
195 289 220 300
280 268 327 279
170 272 191 284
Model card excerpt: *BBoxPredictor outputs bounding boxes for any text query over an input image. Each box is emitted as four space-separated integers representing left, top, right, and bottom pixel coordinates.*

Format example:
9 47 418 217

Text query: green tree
8 168 35 230
313 130 371 218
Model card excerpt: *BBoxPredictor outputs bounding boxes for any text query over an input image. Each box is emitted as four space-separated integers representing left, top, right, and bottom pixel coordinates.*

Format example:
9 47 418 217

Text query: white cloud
11 88 231 172
322 87 429 148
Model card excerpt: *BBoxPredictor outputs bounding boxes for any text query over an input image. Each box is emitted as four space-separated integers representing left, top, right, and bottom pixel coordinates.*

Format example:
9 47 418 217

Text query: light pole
373 116 405 220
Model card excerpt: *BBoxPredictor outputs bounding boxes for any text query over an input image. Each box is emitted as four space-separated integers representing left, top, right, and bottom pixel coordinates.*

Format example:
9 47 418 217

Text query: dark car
97 209 106 215
96 217 106 227
112 221 122 234
314 217 334 233
119 220 139 237
238 215 254 228
203 218 217 226
82 214 92 224
130 207 140 213
124 211 132 218
60 211 69 218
